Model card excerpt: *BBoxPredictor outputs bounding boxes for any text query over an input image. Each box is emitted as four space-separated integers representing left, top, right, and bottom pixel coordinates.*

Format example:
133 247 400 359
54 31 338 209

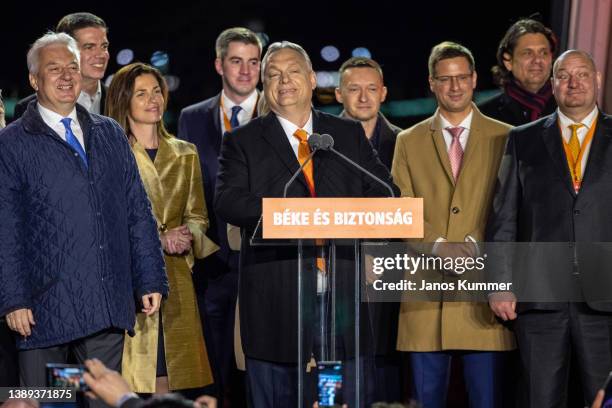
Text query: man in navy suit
177 27 262 402
487 50 612 407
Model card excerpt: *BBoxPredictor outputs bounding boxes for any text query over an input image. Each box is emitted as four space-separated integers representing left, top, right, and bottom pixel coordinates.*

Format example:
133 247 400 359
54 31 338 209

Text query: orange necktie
293 129 315 196
293 129 325 271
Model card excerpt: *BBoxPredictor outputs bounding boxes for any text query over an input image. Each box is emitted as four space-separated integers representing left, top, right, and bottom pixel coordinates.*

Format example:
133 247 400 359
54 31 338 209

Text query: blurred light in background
315 71 340 88
257 32 270 48
321 45 340 62
151 51 170 73
104 74 114 88
164 75 180 92
351 47 371 58
116 49 134 66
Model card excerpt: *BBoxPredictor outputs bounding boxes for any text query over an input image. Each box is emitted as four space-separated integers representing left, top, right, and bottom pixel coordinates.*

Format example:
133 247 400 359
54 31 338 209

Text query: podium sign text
262 197 423 239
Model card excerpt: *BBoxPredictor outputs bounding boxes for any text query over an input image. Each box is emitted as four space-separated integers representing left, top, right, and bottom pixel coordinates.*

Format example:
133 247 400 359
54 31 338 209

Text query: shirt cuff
117 392 139 408
432 237 446 255
464 235 481 257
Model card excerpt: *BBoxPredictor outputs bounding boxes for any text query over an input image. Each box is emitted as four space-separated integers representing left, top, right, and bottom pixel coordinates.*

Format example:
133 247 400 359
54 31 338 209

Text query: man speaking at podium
214 41 397 407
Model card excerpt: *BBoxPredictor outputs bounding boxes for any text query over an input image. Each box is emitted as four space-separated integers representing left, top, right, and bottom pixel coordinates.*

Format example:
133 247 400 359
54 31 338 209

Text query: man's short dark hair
215 27 262 60
492 18 557 87
428 41 475 77
339 57 384 81
56 12 107 37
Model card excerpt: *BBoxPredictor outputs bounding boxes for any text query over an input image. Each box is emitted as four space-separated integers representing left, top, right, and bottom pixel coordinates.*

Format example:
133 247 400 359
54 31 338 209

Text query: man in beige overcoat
391 41 515 408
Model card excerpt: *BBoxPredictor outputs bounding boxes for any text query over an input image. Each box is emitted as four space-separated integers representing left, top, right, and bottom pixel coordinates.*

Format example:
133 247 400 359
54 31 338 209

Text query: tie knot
446 126 464 140
569 123 584 133
293 129 308 143
231 105 242 116
60 117 72 130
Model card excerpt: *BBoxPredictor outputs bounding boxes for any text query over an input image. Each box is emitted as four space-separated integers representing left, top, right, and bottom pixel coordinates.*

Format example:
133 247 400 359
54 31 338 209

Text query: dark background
1 0 558 129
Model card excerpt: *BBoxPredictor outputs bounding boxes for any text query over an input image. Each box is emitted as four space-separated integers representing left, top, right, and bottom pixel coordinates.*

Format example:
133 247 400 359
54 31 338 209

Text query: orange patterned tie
293 129 315 196
293 128 325 271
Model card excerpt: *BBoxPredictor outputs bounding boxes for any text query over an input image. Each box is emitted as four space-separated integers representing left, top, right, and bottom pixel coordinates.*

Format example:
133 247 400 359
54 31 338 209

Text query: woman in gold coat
106 63 217 393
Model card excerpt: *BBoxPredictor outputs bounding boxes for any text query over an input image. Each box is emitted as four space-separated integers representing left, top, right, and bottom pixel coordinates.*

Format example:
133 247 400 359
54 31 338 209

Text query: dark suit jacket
214 110 398 363
478 91 556 127
178 93 247 274
374 113 402 170
13 85 107 119
486 111 612 312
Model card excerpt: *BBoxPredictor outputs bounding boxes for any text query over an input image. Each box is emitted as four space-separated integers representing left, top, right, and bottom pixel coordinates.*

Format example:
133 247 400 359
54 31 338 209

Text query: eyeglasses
433 74 473 85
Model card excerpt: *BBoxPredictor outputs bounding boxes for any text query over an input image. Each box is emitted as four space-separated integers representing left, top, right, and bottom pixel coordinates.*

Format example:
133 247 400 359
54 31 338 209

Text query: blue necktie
229 105 242 130
60 117 88 167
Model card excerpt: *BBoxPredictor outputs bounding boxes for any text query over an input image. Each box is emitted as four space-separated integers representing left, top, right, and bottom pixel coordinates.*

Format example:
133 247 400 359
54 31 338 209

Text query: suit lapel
542 113 576 197
430 112 455 185
580 112 612 192
260 113 310 193
130 137 165 222
210 94 223 154
459 110 483 184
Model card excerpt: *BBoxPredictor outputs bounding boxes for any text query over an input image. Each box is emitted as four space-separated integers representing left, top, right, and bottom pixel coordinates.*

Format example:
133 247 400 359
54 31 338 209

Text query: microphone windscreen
320 134 334 150
308 133 322 150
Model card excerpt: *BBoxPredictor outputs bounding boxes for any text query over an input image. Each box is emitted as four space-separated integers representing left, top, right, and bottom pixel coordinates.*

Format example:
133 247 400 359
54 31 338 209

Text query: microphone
319 133 395 197
283 133 323 198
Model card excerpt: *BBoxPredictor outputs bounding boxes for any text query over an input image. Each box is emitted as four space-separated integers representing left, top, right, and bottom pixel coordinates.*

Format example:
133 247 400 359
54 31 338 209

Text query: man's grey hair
27 32 80 75
261 41 312 82
552 49 597 77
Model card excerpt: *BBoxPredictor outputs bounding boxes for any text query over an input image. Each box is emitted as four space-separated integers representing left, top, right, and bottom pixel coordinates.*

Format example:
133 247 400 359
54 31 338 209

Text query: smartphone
46 363 89 391
317 361 343 408
603 371 612 407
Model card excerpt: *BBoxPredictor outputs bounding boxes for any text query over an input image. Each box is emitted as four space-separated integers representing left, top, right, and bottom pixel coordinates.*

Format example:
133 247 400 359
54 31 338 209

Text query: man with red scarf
479 19 557 126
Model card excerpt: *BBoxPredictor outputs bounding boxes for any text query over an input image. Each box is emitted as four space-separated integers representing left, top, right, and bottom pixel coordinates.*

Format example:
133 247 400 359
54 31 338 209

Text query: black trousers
19 328 124 408
0 320 19 386
515 303 612 408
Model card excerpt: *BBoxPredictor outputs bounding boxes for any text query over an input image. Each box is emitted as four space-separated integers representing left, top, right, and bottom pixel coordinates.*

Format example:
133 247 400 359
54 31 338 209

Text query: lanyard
220 94 259 132
560 114 598 192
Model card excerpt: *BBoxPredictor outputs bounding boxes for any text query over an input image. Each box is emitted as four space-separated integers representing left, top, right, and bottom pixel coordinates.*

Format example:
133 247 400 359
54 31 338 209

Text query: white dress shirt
77 81 103 114
37 103 85 149
557 106 598 178
275 113 314 159
220 89 259 134
439 110 473 152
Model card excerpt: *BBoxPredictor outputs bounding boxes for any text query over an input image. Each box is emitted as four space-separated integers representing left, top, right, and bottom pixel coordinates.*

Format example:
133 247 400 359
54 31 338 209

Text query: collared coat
121 133 218 392
0 102 168 350
391 104 516 351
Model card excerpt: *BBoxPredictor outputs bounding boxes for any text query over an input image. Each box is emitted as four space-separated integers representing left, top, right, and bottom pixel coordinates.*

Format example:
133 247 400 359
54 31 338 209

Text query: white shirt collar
276 112 314 137
221 89 258 119
275 112 314 159
37 102 78 129
557 106 598 131
439 110 473 131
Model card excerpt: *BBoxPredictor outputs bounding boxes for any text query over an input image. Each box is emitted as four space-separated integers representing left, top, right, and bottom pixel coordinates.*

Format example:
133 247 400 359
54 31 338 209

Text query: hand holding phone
46 364 89 391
